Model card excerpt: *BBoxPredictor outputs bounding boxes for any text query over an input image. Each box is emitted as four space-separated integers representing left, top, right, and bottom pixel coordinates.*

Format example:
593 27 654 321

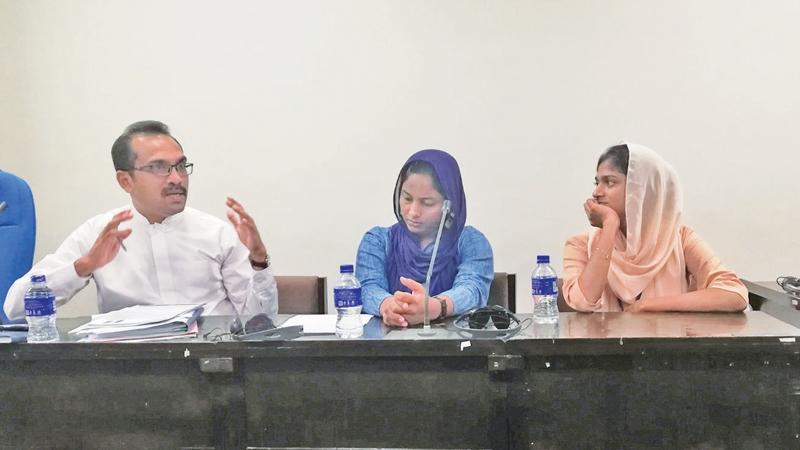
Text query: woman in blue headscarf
356 149 494 327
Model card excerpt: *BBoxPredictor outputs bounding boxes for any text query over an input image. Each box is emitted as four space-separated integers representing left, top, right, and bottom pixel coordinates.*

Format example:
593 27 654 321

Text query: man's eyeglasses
203 313 276 342
230 313 275 337
131 161 194 177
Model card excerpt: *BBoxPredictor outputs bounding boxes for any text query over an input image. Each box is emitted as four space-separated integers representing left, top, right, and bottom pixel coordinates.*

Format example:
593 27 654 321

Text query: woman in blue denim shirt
356 149 493 327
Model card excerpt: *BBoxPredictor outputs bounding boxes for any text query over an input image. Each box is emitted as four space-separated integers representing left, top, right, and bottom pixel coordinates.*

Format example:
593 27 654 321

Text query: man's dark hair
111 120 182 171
597 144 629 175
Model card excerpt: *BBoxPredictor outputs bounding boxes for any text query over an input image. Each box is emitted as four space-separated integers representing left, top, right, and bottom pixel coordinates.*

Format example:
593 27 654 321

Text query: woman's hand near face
575 199 621 305
584 199 620 229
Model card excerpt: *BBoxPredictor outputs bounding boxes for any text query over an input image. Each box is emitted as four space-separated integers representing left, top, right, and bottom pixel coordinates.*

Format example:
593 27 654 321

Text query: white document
280 314 372 334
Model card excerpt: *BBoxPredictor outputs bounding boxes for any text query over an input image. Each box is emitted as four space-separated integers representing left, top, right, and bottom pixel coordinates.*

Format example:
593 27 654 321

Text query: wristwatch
250 254 270 270
434 296 448 321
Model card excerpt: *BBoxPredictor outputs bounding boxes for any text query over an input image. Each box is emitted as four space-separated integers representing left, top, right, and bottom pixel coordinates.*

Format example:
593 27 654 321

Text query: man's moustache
163 186 186 195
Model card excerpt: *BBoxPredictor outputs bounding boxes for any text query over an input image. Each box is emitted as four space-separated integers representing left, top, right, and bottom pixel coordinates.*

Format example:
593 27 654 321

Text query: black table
1 312 799 449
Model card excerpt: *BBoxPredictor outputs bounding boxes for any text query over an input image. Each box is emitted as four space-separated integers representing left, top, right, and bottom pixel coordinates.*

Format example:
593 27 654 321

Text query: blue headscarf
386 149 466 296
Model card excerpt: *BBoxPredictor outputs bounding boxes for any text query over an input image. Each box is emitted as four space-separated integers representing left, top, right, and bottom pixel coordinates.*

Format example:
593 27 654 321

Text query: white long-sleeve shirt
4 205 278 320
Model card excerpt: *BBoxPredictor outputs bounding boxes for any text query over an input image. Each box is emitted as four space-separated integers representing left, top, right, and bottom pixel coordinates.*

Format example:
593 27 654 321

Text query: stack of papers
69 304 204 342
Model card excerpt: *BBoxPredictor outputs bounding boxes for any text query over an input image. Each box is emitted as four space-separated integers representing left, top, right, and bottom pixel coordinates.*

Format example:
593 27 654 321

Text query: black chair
275 276 327 314
488 272 516 312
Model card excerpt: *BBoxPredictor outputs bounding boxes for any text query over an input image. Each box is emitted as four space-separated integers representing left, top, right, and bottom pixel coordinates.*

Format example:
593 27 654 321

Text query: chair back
488 272 516 312
275 276 327 314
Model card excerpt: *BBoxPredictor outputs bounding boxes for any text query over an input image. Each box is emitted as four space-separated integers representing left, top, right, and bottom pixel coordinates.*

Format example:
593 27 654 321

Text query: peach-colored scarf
588 143 687 305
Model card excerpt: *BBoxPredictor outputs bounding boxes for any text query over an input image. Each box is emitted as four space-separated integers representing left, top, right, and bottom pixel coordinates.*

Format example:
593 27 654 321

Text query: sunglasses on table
203 313 276 341
462 305 520 330
452 305 528 340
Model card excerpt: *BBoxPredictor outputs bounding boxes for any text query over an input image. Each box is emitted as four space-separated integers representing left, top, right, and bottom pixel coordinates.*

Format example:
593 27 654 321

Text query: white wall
1 0 798 317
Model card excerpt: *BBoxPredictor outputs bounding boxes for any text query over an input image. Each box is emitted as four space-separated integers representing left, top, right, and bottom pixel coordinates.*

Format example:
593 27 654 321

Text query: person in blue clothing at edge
356 149 494 327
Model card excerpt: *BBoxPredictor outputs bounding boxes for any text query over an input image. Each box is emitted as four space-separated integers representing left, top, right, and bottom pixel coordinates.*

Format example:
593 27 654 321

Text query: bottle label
532 277 558 296
334 287 362 308
25 295 56 317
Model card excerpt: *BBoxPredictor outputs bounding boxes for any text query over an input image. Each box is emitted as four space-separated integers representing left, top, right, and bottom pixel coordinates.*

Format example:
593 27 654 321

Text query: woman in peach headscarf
562 143 748 312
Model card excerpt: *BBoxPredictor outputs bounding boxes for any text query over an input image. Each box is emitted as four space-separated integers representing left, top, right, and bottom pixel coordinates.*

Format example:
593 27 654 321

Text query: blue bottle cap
536 255 550 264
339 264 354 273
30 274 46 283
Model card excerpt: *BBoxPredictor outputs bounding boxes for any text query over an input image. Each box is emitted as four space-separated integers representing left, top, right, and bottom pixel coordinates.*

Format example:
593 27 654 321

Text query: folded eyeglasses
204 313 277 341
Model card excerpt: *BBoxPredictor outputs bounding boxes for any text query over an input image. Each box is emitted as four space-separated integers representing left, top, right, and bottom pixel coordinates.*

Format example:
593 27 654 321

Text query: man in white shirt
4 120 278 320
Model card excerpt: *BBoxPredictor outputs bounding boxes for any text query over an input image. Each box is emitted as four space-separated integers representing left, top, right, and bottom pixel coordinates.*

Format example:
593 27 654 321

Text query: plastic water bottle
532 255 559 324
24 274 59 343
334 264 363 339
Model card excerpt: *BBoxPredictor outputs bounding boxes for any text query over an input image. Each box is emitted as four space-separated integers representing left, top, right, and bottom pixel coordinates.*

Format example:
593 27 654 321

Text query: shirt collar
129 205 187 229
161 208 186 227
